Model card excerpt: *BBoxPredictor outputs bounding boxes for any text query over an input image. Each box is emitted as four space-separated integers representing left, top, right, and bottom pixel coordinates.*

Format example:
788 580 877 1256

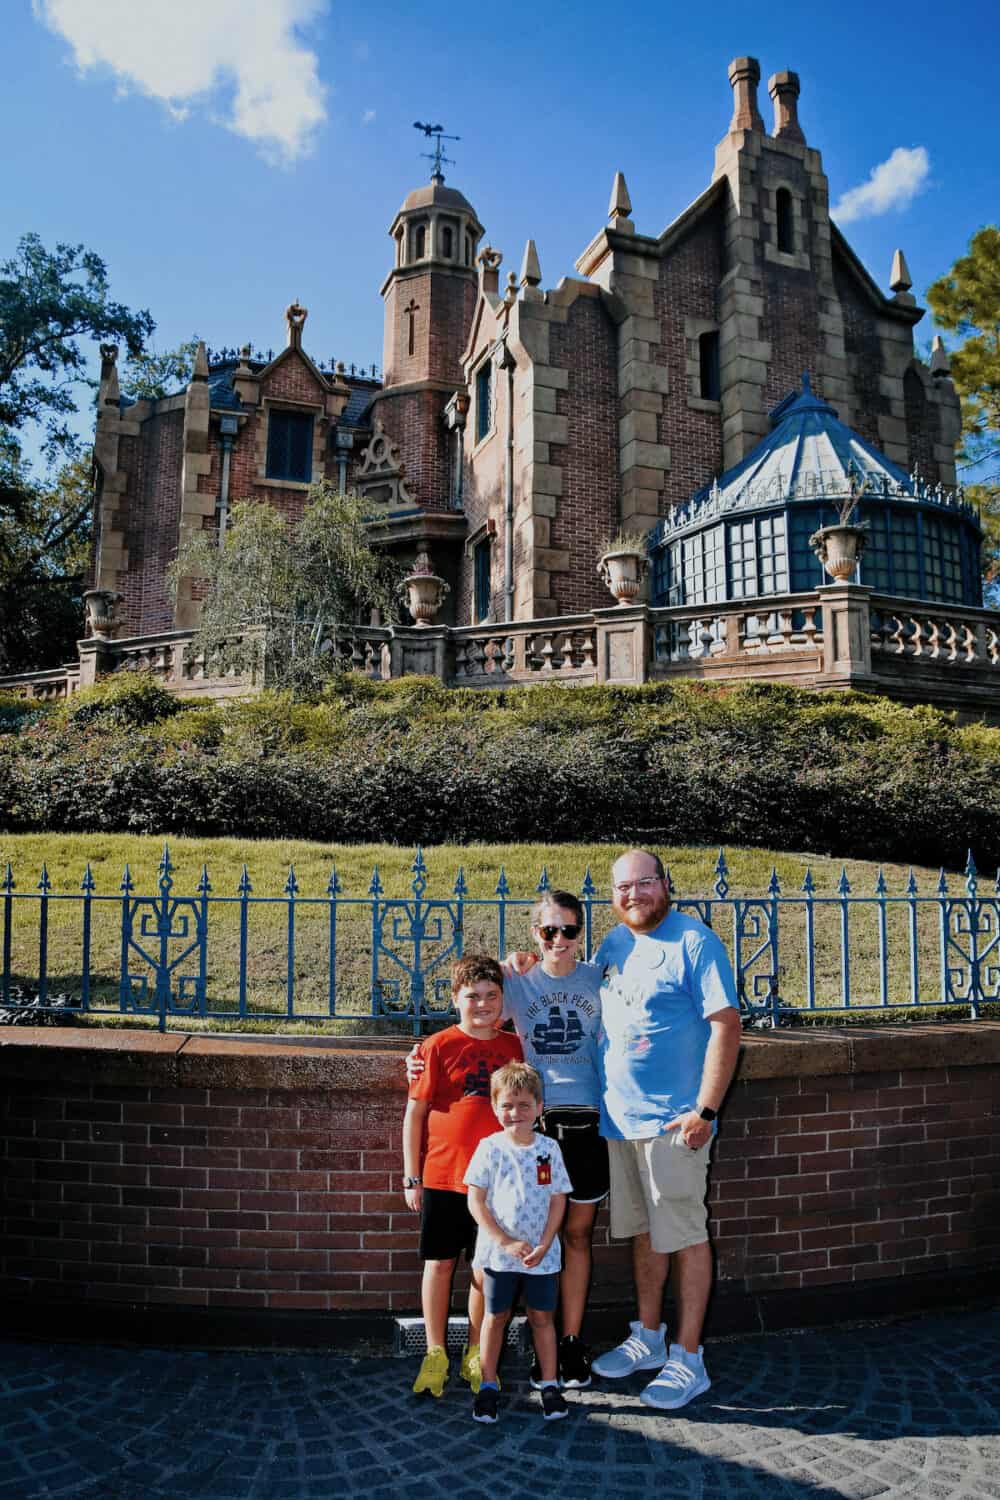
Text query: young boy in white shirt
464 1061 573 1424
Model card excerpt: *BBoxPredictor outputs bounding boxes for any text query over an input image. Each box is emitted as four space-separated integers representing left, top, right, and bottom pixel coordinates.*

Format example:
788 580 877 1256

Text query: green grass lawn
0 834 992 1033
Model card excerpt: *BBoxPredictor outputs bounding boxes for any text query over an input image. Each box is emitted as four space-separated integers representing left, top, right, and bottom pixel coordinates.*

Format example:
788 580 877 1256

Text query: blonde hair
490 1060 544 1106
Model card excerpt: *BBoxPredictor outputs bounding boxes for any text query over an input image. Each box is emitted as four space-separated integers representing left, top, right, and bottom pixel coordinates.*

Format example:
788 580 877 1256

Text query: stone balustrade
2 589 998 718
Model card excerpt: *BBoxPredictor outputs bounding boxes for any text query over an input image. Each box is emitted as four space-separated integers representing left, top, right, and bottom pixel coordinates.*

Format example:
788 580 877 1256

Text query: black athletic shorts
419 1186 478 1263
539 1107 610 1204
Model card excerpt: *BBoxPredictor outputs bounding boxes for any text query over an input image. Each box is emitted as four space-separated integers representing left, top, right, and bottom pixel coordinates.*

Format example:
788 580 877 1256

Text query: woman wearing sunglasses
500 889 607 1389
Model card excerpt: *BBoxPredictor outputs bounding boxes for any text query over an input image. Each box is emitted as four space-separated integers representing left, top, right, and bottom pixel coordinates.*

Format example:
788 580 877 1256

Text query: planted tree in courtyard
168 485 402 694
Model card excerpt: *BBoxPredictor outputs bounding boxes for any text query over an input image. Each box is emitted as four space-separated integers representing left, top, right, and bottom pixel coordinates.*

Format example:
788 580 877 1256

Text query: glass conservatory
649 377 983 610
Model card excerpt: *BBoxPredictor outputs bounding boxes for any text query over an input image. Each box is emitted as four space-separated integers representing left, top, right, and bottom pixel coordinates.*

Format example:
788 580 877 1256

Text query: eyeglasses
535 924 582 941
612 876 664 896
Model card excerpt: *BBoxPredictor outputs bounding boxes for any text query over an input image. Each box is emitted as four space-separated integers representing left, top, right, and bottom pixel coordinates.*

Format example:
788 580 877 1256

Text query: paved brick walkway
1 1307 998 1499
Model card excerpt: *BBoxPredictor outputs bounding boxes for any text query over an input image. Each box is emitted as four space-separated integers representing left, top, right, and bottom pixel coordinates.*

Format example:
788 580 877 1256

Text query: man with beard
590 848 742 1411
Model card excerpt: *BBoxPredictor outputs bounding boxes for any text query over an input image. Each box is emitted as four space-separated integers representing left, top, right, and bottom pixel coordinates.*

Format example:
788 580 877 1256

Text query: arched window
775 189 793 254
414 224 426 259
441 226 453 259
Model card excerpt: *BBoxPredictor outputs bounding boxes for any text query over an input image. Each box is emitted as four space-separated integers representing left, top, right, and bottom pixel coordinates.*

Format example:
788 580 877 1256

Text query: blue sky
5 0 998 448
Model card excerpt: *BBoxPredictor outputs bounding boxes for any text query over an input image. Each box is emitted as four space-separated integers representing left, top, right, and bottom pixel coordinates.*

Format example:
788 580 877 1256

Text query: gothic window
266 409 313 483
775 189 794 253
474 538 492 621
441 225 453 258
476 361 493 442
699 331 720 401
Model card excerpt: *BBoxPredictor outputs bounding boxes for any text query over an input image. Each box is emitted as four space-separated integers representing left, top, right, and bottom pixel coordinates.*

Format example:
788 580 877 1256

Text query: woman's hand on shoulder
405 1044 425 1084
502 951 538 978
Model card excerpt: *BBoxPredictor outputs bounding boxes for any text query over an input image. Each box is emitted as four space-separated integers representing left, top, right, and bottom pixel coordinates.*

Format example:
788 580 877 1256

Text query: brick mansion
6 54 994 712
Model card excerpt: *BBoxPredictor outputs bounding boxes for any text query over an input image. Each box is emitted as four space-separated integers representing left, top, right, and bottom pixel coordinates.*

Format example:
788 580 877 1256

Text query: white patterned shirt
464 1131 572 1275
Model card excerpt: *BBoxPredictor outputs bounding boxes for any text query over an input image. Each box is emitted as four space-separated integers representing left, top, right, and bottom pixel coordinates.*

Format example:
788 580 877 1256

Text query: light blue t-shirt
595 910 738 1140
502 962 603 1110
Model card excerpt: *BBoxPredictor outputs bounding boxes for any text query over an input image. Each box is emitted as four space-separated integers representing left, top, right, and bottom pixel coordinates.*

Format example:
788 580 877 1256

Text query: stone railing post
76 636 117 688
593 604 650 685
389 625 451 682
818 583 874 686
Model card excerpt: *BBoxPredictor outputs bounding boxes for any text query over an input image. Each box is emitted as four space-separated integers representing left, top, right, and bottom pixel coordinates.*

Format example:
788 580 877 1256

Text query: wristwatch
697 1105 717 1122
403 1176 422 1188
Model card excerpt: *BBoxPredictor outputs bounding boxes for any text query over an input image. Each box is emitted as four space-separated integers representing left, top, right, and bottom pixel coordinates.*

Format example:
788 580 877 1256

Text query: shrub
59 671 180 730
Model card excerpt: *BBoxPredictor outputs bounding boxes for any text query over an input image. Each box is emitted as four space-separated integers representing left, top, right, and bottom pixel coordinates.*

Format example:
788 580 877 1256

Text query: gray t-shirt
502 961 603 1110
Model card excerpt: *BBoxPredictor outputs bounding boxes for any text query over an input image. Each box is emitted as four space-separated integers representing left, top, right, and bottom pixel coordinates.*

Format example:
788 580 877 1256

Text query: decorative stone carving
598 544 649 607
401 551 450 627
355 418 416 507
809 523 869 582
285 301 308 347
83 589 122 639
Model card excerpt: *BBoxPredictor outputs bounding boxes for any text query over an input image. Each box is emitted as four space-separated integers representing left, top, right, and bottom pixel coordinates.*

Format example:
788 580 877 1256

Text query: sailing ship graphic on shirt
531 1006 585 1056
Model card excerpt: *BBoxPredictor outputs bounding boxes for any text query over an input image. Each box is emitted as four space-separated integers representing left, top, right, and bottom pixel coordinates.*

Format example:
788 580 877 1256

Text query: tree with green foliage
0 451 94 673
168 485 402 694
120 337 201 401
0 233 153 463
927 226 1000 596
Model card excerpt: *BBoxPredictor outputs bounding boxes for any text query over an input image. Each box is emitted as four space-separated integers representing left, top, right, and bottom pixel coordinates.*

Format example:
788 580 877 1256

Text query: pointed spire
930 335 951 380
889 249 912 293
608 171 633 227
519 239 542 290
190 340 209 382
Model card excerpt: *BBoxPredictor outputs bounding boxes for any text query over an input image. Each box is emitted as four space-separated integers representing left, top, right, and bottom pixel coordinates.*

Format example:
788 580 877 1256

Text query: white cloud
362 108 376 125
832 146 930 225
34 0 329 164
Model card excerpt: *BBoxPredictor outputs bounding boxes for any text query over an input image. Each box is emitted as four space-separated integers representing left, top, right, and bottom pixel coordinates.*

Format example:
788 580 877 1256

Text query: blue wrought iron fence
1 847 998 1033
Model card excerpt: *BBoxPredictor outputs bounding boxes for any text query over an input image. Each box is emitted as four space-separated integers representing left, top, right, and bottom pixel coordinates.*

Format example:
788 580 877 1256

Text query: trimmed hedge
1 674 998 868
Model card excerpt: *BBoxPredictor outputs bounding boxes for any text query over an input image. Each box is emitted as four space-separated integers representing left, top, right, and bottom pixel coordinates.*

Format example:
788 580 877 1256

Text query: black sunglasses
536 923 582 941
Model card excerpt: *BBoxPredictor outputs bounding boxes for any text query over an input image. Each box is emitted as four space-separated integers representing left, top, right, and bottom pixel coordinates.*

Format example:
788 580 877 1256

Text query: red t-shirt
409 1025 523 1192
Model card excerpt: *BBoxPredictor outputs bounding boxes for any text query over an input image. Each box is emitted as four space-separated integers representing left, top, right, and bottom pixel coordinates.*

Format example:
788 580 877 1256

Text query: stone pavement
1 1306 998 1500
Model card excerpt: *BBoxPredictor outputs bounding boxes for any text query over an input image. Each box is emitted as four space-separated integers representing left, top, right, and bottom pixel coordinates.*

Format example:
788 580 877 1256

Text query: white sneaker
592 1321 667 1379
639 1343 711 1410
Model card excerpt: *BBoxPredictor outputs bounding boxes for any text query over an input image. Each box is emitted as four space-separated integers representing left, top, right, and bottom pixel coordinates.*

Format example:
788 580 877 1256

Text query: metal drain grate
393 1316 528 1357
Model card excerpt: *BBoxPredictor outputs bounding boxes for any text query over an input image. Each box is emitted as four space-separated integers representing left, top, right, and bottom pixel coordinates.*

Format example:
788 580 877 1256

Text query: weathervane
413 121 460 182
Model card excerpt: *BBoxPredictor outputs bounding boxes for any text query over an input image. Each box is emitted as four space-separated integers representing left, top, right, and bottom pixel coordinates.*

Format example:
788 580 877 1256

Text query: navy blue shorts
482 1269 559 1315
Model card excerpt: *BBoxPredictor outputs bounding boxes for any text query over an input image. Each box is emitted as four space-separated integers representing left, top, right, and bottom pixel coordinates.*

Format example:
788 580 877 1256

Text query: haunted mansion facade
5 57 996 712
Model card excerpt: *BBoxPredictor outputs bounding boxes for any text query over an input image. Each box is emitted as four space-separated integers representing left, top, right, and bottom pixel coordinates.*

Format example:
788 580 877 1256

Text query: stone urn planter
597 536 649 607
83 589 122 638
400 552 450 627
809 523 868 583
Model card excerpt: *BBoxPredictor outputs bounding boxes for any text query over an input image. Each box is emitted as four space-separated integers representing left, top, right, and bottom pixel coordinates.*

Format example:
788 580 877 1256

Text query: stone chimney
768 70 804 143
727 56 764 132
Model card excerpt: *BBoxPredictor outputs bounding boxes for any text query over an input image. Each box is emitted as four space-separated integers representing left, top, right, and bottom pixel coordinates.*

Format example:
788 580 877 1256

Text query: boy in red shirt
402 954 522 1397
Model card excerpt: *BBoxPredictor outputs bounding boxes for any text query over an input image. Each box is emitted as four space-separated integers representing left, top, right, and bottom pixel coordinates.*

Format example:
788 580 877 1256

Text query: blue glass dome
650 375 983 609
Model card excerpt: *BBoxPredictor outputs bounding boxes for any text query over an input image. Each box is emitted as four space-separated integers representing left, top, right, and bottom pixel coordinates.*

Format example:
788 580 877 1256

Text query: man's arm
402 1097 429 1213
665 1007 742 1149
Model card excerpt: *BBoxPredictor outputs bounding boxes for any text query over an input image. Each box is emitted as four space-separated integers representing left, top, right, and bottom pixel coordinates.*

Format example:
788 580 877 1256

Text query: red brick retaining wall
2 1025 998 1334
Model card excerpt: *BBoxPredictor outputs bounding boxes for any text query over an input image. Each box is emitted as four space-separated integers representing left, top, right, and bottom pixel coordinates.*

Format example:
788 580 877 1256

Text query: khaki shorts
608 1133 711 1254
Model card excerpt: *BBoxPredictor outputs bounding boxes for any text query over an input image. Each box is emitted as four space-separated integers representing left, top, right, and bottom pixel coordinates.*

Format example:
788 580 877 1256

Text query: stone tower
368 173 484 510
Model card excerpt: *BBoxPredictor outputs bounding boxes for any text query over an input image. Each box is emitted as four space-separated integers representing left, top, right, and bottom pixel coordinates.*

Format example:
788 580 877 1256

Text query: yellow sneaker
412 1345 449 1398
459 1343 482 1393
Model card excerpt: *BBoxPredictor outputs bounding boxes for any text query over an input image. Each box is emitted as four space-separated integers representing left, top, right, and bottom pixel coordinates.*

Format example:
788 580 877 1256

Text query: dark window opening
476 362 493 442
266 409 313 483
776 189 794 253
474 538 492 622
699 331 720 401
414 224 426 258
441 226 453 258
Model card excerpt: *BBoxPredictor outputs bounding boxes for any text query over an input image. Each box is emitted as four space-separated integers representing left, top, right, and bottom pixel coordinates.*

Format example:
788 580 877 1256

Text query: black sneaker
558 1334 592 1389
540 1384 569 1421
472 1385 499 1424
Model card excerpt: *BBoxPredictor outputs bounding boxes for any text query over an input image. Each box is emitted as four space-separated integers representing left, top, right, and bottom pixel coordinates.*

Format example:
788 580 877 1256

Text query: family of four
401 847 743 1424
